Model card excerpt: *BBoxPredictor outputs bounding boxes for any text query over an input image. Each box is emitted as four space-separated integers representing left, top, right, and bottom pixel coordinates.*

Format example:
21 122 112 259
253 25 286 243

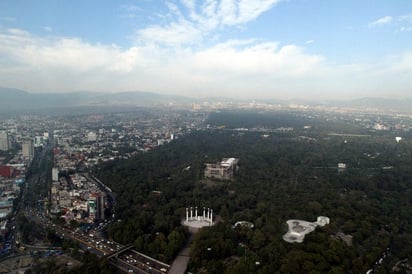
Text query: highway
23 184 170 273
18 140 171 273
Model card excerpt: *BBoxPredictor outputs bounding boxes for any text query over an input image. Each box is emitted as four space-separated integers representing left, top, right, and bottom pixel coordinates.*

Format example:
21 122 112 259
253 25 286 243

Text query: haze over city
2 2 412 273
0 0 411 100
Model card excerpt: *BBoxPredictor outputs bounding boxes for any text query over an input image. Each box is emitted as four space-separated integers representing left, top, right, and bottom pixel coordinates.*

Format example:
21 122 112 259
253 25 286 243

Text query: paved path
169 229 198 274
168 245 191 274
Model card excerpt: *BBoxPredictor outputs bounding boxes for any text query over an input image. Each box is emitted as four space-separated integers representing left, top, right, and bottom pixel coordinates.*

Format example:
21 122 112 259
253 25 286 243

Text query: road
24 204 171 273
15 136 171 273
23 179 170 273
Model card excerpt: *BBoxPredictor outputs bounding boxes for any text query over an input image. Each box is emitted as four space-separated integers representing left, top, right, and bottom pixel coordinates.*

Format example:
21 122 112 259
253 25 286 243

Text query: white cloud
1 25 411 100
398 14 412 32
180 0 195 11
166 1 184 19
120 4 142 12
370 16 393 26
135 0 281 46
7 28 30 36
43 26 53 32
0 28 136 73
234 0 280 25
398 14 412 23
400 26 412 32
0 27 328 98
190 42 323 77
136 19 202 45
119 4 143 19
369 14 412 32
305 39 314 44
0 16 16 22
388 51 412 72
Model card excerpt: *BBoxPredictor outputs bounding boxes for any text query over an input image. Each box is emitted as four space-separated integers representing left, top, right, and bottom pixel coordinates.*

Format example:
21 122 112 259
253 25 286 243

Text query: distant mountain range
1 87 411 114
0 87 196 114
0 87 191 106
329 97 412 112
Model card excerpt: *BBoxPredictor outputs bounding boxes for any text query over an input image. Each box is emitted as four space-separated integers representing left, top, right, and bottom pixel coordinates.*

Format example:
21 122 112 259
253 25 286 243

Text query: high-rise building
88 199 96 220
96 193 107 220
52 168 59 182
87 132 97 142
22 140 34 159
34 136 44 147
89 192 106 221
0 131 9 151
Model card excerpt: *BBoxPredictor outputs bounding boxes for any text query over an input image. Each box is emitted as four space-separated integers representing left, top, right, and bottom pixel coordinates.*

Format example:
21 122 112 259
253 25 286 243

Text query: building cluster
1 130 36 159
49 171 107 223
204 158 239 180
0 109 208 232
42 110 206 224
0 115 49 154
0 119 39 236
49 110 207 168
0 181 19 235
0 145 30 236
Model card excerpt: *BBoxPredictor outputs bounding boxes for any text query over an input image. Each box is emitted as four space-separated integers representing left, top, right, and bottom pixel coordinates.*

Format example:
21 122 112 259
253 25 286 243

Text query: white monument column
195 207 198 220
203 207 206 220
211 209 213 223
186 208 189 221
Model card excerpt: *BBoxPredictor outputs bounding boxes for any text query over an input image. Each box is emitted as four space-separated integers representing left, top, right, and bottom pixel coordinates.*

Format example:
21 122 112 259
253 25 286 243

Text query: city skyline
0 0 411 100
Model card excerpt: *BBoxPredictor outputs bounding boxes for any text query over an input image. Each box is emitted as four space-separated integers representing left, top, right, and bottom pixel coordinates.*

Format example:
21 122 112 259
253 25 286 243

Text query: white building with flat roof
204 158 239 180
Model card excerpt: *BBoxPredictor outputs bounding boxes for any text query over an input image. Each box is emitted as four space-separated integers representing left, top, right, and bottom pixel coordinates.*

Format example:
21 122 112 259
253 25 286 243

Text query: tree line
95 111 412 273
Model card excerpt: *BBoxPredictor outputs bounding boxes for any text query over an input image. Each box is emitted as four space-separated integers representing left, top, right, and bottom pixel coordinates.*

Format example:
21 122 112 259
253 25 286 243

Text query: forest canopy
96 110 412 273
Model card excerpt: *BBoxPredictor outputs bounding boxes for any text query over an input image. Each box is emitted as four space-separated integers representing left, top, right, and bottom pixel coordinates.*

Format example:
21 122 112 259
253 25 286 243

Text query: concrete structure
283 216 330 243
87 132 97 142
22 140 34 159
52 168 59 182
338 163 346 172
34 136 44 147
204 158 239 180
182 207 214 228
338 163 346 169
95 192 107 220
0 131 8 151
88 192 106 221
232 221 254 229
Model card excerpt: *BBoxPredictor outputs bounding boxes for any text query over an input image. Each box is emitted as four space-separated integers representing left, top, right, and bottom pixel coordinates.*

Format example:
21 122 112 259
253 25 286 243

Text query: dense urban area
0 103 412 274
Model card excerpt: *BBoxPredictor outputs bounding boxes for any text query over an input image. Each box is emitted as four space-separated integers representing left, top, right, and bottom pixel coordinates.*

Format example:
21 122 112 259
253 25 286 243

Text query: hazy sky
0 0 411 100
